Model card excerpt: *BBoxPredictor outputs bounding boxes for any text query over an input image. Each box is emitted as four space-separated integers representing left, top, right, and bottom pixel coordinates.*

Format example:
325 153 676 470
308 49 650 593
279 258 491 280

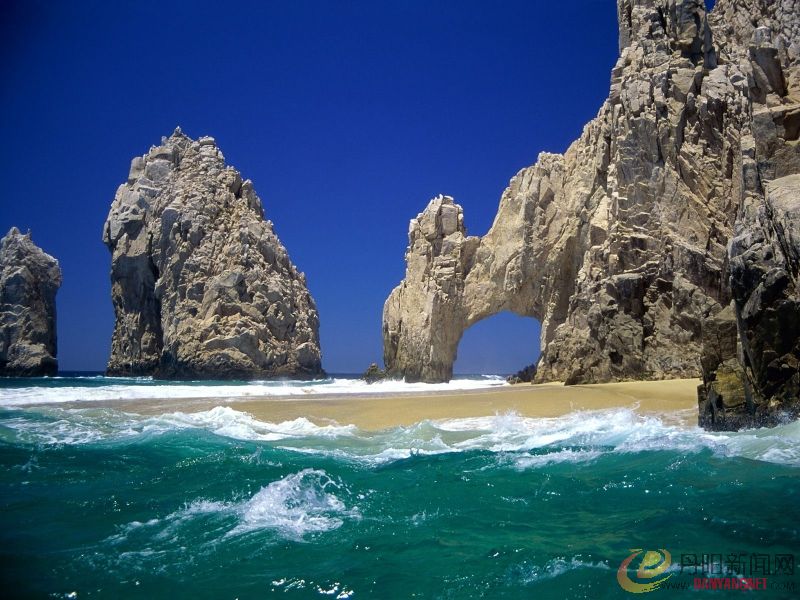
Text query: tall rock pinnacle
383 0 800 395
104 129 323 380
0 228 62 376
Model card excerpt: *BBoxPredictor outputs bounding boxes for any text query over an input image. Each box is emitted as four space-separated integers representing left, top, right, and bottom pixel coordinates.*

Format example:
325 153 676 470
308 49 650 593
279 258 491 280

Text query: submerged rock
104 128 323 380
0 228 62 376
384 0 800 404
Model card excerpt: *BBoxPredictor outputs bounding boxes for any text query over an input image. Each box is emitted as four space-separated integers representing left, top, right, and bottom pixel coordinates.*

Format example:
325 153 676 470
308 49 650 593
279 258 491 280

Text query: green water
1 404 799 599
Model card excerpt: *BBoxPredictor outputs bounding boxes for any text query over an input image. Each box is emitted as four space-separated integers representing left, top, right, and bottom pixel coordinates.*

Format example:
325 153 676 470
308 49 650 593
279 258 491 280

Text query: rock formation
362 362 388 384
0 228 62 376
698 175 800 429
104 128 323 380
507 363 537 385
384 0 800 399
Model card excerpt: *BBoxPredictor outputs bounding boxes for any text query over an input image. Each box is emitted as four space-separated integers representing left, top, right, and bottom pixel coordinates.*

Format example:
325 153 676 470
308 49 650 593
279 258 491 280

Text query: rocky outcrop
0 228 61 376
362 363 388 384
698 175 800 429
507 363 537 385
384 0 800 390
104 128 323 380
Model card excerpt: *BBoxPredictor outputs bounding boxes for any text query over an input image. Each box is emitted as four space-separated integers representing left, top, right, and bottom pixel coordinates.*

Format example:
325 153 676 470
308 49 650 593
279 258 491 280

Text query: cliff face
0 228 62 376
383 0 800 388
698 175 800 428
104 129 323 380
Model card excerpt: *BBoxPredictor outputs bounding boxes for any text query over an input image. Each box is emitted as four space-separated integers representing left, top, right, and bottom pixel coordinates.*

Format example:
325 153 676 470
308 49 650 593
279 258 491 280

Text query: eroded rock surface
698 175 800 429
384 0 800 392
104 128 323 379
0 228 61 376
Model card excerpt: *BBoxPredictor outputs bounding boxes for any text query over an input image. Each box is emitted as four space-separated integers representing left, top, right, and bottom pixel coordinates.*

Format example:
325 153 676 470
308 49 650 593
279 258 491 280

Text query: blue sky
1 0 623 374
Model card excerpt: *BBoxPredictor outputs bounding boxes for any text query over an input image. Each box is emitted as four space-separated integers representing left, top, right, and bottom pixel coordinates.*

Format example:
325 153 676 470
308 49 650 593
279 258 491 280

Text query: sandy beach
52 378 702 430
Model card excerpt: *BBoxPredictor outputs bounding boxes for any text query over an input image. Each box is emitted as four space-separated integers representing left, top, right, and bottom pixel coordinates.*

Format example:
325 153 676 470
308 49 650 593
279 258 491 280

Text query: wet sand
53 378 701 430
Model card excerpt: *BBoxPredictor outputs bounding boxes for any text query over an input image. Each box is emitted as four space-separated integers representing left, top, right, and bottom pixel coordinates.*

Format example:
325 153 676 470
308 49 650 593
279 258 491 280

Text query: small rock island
104 128 324 380
0 227 62 376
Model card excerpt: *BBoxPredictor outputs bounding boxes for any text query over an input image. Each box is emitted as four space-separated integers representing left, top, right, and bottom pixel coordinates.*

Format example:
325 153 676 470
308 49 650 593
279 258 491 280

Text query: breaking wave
108 469 359 545
3 405 799 468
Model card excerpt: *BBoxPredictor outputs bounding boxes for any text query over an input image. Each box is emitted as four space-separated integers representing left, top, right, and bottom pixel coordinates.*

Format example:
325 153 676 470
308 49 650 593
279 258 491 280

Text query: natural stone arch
383 0 800 384
382 152 590 384
382 166 580 383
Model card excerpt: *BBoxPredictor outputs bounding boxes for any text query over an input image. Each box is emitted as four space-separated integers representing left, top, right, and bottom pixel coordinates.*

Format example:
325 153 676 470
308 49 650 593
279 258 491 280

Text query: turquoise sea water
1 377 799 599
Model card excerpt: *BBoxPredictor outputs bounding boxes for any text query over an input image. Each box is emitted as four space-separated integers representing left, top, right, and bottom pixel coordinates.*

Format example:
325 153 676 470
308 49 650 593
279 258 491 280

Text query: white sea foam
0 409 145 445
509 448 604 469
3 405 800 467
229 468 359 538
0 406 358 446
0 375 507 406
152 406 358 441
515 556 611 584
110 469 357 546
270 577 354 599
281 408 800 467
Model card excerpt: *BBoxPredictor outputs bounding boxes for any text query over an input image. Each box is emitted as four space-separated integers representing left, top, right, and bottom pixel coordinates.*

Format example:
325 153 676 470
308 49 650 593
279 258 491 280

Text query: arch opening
453 311 541 377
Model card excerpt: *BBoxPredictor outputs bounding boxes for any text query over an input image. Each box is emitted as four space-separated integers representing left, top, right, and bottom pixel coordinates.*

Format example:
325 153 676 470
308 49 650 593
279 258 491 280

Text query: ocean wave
154 407 358 442
189 407 800 467
0 409 145 445
507 448 604 469
229 468 360 538
110 469 358 546
0 406 358 446
3 405 800 467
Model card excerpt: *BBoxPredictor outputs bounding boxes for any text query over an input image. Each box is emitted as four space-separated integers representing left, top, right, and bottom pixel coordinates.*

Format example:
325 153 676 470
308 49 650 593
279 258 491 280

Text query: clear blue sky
1 0 625 374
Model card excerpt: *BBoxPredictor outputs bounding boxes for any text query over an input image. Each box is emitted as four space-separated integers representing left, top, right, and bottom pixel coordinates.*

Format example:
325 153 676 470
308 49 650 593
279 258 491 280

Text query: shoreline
20 378 702 431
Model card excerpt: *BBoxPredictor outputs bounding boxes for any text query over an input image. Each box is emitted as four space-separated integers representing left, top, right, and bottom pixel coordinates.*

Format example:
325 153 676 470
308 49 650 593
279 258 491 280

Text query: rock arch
384 0 800 384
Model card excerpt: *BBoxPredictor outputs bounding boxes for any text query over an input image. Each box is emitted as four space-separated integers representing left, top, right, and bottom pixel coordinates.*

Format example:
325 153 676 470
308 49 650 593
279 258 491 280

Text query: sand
56 378 701 430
